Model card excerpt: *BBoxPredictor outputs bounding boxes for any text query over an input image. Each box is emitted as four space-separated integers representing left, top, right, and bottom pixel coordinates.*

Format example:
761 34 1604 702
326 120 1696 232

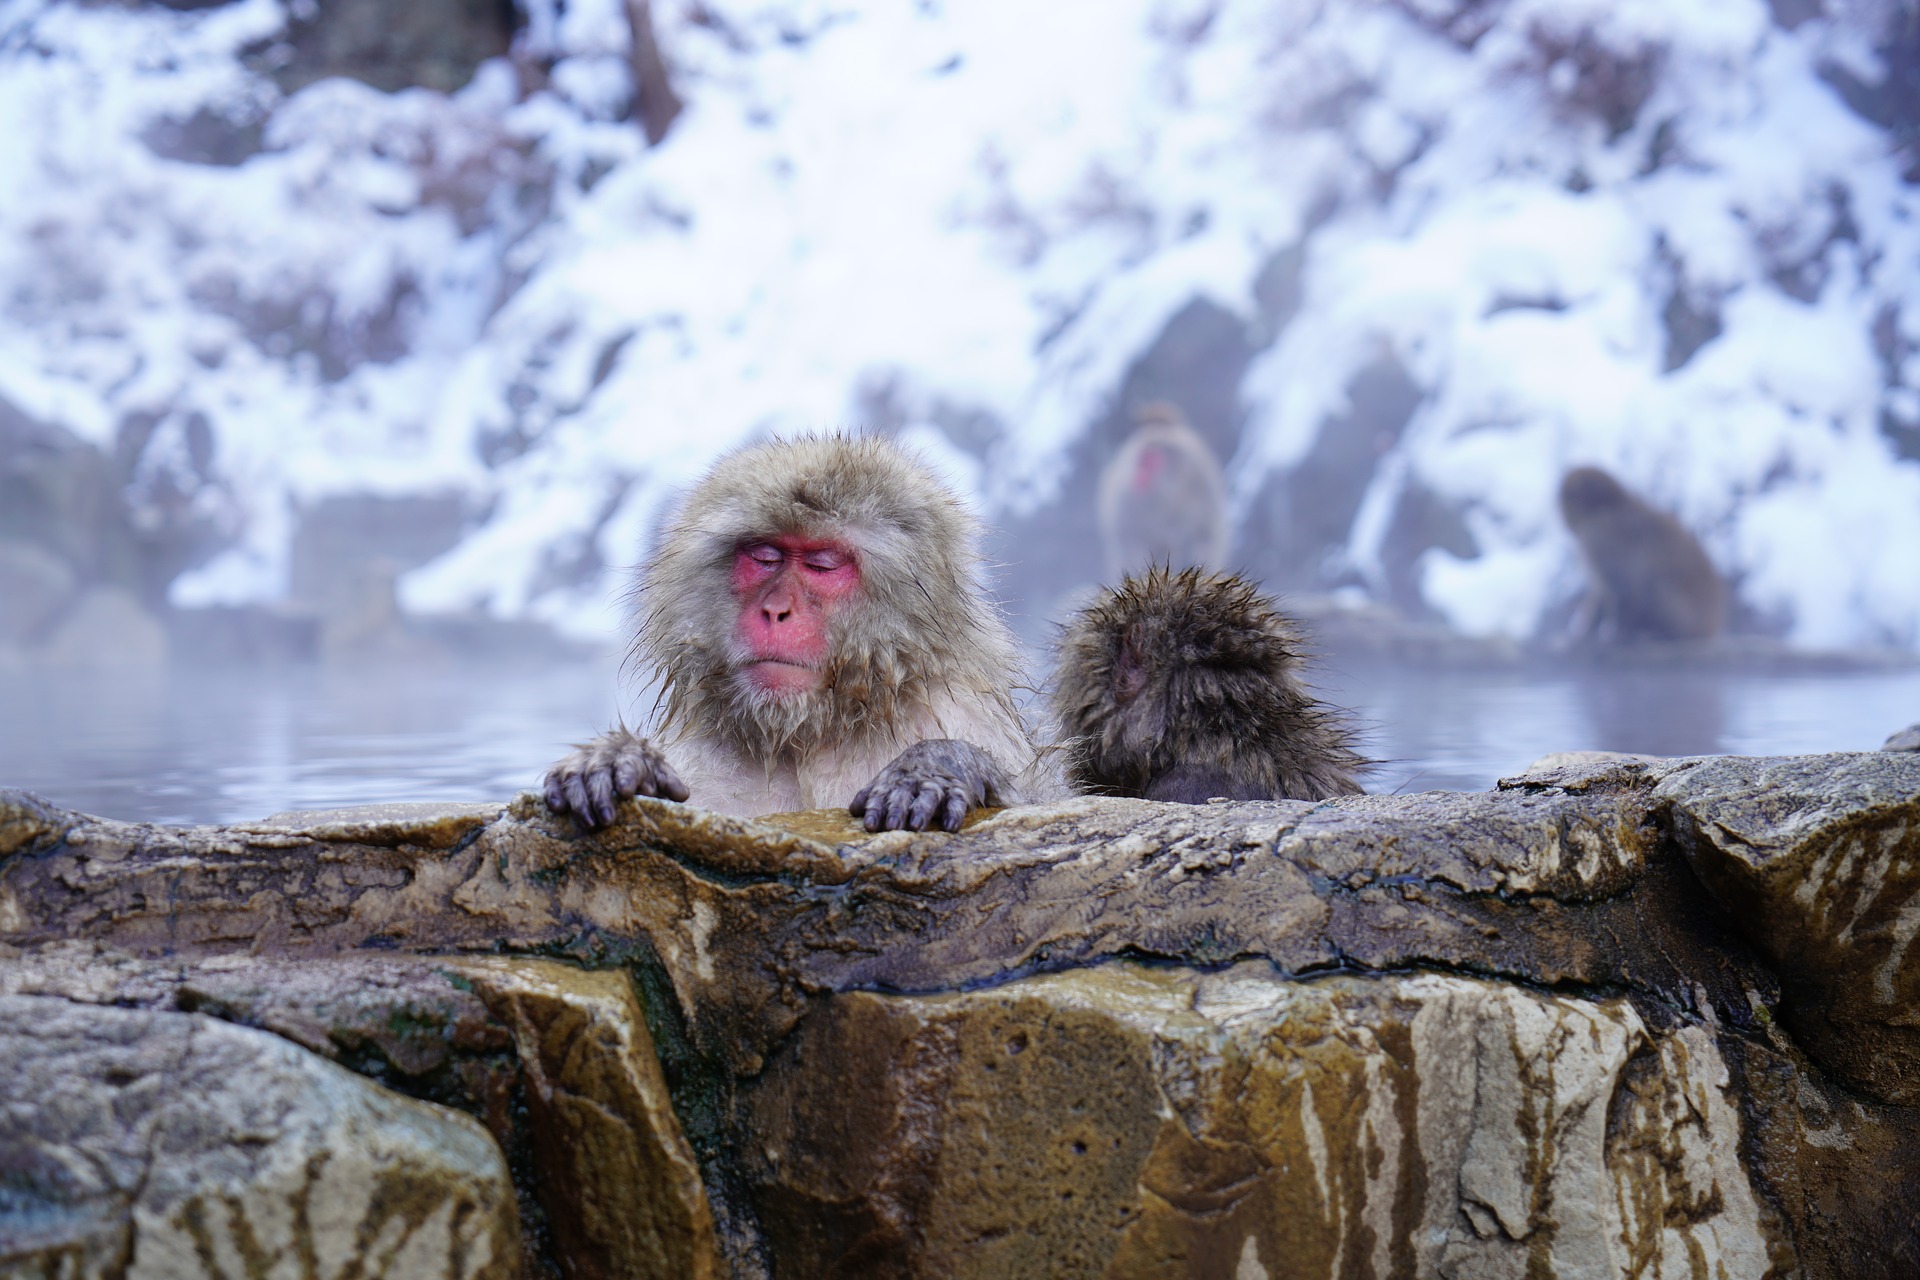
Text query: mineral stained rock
0 993 519 1279
4 749 1920 1278
1657 753 1920 1104
743 966 1777 1279
0 945 720 1280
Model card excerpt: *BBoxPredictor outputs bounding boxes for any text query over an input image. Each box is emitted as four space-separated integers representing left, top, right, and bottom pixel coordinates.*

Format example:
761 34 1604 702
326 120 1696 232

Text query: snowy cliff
3 0 1918 648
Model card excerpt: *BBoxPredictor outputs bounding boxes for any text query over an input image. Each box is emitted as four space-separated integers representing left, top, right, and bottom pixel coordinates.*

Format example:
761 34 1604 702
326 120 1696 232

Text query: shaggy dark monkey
1051 567 1368 803
543 436 1046 832
1559 466 1726 644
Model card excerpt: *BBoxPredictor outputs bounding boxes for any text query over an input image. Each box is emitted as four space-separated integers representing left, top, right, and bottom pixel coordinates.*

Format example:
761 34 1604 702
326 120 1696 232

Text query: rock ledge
5 751 1920 1277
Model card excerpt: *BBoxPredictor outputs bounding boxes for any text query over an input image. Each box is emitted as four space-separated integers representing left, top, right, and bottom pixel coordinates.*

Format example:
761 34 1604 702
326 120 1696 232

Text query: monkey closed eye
542 726 690 829
539 435 1054 828
849 739 1005 833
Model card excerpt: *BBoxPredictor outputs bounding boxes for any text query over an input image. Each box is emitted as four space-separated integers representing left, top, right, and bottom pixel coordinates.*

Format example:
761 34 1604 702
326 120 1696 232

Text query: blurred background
4 0 1920 822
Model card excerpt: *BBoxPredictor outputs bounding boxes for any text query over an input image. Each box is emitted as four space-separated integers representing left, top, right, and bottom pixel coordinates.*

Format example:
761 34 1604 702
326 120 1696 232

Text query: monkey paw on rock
542 727 690 828
850 739 1005 834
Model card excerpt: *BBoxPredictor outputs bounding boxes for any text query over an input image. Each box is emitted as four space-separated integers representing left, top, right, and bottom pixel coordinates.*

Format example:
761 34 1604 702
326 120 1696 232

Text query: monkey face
1113 626 1152 704
728 535 861 698
1131 444 1169 494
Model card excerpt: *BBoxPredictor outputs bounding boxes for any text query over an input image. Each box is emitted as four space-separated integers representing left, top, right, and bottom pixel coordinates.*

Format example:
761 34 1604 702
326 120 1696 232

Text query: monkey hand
849 739 1005 833
542 727 690 829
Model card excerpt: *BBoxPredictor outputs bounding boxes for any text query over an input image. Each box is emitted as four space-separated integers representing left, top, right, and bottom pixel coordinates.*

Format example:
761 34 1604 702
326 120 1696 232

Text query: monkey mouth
741 658 824 695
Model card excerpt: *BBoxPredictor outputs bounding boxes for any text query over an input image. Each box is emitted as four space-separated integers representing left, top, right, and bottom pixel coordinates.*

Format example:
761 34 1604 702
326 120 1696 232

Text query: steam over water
2 659 1915 826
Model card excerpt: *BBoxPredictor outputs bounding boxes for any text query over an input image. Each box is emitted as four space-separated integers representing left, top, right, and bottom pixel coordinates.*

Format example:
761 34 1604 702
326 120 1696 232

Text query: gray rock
1518 748 1664 773
1884 722 1920 751
9 754 1920 1277
0 994 519 1278
263 0 517 95
1656 752 1920 1103
0 944 723 1280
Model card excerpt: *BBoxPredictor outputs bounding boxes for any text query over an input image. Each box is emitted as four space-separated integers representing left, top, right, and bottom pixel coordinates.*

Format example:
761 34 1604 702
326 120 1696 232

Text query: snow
2 0 1919 649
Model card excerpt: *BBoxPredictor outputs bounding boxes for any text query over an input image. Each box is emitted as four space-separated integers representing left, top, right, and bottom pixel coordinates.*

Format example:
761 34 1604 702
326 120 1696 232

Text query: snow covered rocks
11 0 1920 657
5 752 1920 1276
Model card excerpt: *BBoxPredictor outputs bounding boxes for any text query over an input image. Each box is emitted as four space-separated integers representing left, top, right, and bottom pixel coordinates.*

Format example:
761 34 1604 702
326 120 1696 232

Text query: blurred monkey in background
1558 466 1726 644
1098 402 1229 579
543 435 1049 833
1051 566 1369 803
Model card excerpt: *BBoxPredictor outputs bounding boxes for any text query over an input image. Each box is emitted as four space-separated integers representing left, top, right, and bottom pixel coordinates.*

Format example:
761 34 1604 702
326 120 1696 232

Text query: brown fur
1097 402 1230 580
550 434 1046 821
1051 567 1368 802
1559 466 1726 644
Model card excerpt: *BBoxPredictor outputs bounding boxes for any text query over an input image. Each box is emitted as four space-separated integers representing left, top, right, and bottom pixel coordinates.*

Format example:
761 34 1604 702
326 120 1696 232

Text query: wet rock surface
0 992 519 1279
742 967 1776 1279
3 751 1920 1277
0 945 720 1280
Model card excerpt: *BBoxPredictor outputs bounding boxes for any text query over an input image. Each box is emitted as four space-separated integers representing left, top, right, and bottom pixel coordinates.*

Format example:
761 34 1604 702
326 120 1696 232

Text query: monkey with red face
543 435 1047 832
1097 402 1229 580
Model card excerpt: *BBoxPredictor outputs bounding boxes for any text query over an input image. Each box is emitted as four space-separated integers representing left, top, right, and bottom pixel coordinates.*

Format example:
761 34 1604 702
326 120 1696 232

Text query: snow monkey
1050 566 1369 803
543 435 1047 833
1097 402 1230 580
1558 466 1726 644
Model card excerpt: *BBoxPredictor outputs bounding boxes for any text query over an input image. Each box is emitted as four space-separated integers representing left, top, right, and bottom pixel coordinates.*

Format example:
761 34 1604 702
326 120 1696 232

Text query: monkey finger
848 784 872 818
562 774 600 828
613 754 643 797
587 770 620 827
940 791 969 833
542 772 569 813
883 785 916 832
654 759 690 803
859 783 896 831
907 788 943 831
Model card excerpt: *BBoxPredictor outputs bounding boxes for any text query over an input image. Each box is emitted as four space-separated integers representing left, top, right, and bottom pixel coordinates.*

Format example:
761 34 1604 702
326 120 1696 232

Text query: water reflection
1576 669 1728 760
1314 662 1914 797
0 660 626 825
0 658 1915 825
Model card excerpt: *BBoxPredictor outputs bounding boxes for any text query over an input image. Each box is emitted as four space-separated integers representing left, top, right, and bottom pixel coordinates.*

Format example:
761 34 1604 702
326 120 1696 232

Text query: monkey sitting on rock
1050 566 1369 803
543 435 1050 833
1558 466 1726 645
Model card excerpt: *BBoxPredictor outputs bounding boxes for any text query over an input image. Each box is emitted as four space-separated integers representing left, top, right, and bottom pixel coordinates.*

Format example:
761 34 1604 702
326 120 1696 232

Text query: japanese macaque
543 436 1046 832
1097 402 1229 580
1558 466 1726 644
1050 566 1368 803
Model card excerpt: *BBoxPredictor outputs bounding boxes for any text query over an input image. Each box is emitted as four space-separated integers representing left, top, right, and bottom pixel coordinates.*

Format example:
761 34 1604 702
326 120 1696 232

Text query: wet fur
1051 567 1368 803
602 434 1043 818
